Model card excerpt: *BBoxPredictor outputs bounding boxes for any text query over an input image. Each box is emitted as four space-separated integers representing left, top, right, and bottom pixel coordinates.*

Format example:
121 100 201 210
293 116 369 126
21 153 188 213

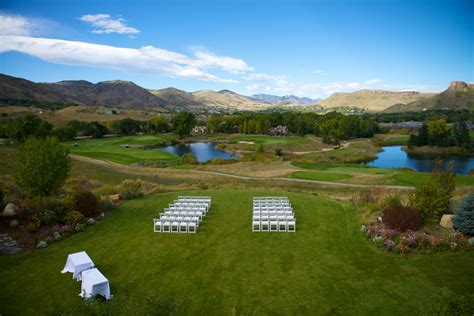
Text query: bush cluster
181 153 198 165
74 191 101 217
453 193 474 235
63 211 85 225
382 206 423 232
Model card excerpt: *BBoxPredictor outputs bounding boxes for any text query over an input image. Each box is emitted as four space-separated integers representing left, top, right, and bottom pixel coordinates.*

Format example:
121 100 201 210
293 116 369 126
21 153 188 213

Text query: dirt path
70 154 413 190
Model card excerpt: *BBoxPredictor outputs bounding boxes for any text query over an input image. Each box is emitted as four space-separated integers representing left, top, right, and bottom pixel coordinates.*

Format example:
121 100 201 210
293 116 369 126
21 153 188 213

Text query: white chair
179 222 188 233
278 221 287 232
261 220 269 232
154 219 162 232
162 221 171 233
287 220 296 232
270 220 278 232
252 220 261 232
171 221 179 233
188 222 196 233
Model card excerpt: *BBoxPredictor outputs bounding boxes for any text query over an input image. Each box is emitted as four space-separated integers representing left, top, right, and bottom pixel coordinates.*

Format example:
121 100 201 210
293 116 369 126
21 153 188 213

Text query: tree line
207 112 379 144
408 119 472 149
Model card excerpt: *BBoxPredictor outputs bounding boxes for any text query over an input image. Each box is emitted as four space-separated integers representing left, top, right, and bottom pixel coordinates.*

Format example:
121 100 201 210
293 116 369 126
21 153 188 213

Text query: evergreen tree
453 193 474 234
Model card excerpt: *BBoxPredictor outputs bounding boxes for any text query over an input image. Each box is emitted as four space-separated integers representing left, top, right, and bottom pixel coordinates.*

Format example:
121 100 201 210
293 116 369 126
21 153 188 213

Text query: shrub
9 220 19 228
382 195 403 209
21 196 70 219
453 193 474 235
32 209 57 226
12 137 71 196
275 148 283 157
181 153 198 165
410 160 455 222
382 206 423 232
118 179 144 199
63 211 85 225
74 191 101 217
99 199 114 213
26 222 38 232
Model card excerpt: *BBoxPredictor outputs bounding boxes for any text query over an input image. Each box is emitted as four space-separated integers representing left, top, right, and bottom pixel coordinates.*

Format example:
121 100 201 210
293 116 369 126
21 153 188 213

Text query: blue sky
0 0 472 98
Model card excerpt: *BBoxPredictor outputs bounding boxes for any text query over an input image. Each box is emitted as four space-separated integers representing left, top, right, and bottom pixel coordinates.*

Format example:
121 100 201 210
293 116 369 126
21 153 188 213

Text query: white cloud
193 50 254 74
80 14 140 35
312 69 327 75
0 14 34 36
0 35 248 83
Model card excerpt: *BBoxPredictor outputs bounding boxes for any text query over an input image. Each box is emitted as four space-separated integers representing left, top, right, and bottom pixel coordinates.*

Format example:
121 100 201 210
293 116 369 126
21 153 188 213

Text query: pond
155 142 235 163
366 146 474 175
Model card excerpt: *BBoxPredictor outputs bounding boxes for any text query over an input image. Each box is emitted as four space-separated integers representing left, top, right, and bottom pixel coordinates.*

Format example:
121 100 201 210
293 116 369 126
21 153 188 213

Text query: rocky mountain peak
448 81 469 91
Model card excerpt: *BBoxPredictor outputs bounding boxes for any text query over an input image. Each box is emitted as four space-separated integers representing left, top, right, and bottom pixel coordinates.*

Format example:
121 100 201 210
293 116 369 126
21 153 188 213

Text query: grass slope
66 135 177 165
0 190 473 315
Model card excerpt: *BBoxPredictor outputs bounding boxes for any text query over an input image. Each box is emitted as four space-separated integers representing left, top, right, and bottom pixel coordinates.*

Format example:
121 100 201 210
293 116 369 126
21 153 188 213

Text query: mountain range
0 73 472 113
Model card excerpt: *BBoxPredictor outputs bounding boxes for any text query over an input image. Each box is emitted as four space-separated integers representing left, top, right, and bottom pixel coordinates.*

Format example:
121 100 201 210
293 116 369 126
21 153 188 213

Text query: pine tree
453 193 474 234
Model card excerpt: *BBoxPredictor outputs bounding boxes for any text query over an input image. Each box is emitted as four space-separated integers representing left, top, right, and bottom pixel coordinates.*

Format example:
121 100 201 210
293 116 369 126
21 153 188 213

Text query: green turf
376 135 410 146
0 190 472 315
65 135 178 165
291 171 353 182
292 162 398 174
223 134 306 145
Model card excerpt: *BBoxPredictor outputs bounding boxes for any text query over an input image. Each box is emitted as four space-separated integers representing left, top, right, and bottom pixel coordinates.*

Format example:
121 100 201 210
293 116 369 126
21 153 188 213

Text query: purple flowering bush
364 222 470 254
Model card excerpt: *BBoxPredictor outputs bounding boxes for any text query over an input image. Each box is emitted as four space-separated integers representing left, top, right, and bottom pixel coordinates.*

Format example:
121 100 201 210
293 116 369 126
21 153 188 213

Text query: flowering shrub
364 223 470 254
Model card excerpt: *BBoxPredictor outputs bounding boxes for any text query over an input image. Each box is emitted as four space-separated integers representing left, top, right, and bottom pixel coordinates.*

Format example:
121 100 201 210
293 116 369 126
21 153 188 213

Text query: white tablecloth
79 268 112 300
61 251 94 281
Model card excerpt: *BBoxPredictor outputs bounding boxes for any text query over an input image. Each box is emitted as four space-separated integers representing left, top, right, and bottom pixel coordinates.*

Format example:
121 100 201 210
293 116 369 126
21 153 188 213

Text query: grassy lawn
374 134 410 146
200 133 307 145
65 135 178 165
291 171 353 182
0 190 472 315
292 162 474 187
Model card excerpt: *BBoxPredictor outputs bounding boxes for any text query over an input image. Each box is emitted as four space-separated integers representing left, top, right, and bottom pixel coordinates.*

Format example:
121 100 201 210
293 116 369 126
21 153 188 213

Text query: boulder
86 218 95 226
36 240 48 249
107 194 121 203
52 231 61 240
360 224 367 234
468 237 474 247
439 214 454 229
3 203 18 217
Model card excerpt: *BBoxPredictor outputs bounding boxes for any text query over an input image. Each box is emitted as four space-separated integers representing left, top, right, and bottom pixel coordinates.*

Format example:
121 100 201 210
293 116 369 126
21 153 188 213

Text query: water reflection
155 142 235 163
366 146 474 175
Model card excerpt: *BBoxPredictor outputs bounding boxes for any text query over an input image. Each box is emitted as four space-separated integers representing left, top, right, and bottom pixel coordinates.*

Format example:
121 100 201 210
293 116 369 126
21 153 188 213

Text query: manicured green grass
291 171 353 182
0 190 472 315
65 135 178 165
292 162 397 175
375 135 410 146
221 134 306 145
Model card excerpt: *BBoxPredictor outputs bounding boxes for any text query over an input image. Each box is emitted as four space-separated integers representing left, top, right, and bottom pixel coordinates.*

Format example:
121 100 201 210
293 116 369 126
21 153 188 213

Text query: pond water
366 146 474 175
155 142 235 162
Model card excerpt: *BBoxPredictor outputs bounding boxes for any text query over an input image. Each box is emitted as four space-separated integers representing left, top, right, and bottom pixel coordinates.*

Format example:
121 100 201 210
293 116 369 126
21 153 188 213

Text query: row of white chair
252 220 296 232
154 197 212 234
253 210 293 214
161 211 204 220
154 219 197 233
253 214 295 221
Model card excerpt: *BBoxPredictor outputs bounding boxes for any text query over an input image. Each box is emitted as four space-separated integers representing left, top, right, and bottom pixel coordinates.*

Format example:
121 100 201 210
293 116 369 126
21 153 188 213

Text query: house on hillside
269 125 289 136
192 126 207 134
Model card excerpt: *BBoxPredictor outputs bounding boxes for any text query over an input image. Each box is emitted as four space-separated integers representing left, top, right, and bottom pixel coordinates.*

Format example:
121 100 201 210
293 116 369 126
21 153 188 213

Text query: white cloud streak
0 35 251 83
0 13 34 36
79 14 140 35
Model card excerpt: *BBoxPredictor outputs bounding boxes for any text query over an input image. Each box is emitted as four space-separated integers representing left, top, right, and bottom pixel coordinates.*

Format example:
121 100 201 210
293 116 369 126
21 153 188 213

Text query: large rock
86 218 95 226
3 203 18 217
36 240 48 249
439 214 454 229
107 194 121 203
